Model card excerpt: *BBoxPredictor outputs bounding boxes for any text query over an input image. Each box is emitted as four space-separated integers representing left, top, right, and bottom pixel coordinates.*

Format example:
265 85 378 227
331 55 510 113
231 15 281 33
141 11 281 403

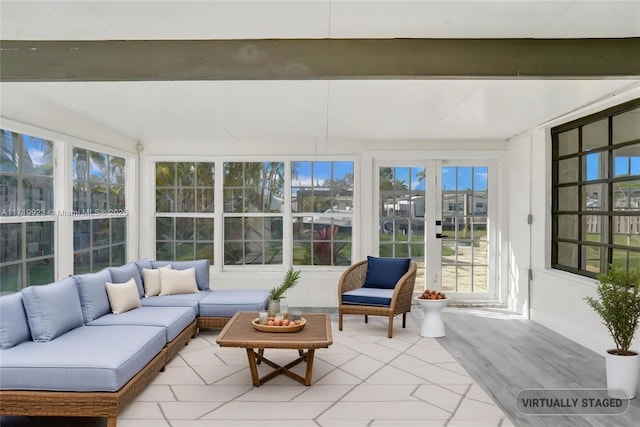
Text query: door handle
436 233 449 239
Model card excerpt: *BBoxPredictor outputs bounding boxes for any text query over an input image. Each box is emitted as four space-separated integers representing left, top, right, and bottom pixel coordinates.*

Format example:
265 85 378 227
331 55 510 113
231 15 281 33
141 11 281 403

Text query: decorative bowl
251 317 307 333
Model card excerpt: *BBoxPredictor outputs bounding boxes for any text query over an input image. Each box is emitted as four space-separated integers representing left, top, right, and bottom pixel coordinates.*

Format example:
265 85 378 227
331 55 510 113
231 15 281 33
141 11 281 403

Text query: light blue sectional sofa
0 259 269 427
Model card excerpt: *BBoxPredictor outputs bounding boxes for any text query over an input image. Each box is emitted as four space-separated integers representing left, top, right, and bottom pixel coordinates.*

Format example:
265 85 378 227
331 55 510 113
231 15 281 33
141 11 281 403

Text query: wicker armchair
338 258 417 338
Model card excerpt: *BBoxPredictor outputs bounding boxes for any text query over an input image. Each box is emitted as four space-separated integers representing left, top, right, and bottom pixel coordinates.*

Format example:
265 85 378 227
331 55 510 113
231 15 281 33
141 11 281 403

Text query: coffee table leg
304 349 315 386
246 348 261 386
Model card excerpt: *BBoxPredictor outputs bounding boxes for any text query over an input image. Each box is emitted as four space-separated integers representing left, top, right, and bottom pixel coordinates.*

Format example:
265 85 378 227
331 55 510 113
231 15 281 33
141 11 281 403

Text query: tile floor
113 308 513 427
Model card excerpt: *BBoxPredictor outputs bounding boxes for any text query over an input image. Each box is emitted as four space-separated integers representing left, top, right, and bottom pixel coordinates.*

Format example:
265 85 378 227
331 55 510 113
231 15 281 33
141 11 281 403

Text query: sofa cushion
0 292 31 349
152 259 210 290
21 277 84 342
142 264 172 297
140 290 210 316
109 262 145 298
89 306 195 342
342 288 393 307
105 278 141 314
362 256 411 289
199 289 270 318
75 269 112 323
0 325 165 392
159 267 199 296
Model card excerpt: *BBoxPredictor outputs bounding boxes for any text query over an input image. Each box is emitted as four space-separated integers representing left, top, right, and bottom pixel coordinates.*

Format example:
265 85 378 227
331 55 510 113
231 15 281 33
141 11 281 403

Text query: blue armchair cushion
21 277 84 342
342 288 393 307
362 256 411 289
0 292 31 349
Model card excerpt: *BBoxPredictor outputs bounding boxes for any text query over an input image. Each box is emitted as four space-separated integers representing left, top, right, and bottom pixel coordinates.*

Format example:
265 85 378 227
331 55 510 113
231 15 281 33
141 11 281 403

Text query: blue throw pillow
362 256 411 289
0 292 31 349
21 277 84 342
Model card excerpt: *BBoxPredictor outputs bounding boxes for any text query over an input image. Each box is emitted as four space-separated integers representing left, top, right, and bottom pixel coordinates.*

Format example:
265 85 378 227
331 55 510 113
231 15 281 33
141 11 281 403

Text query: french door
377 160 496 300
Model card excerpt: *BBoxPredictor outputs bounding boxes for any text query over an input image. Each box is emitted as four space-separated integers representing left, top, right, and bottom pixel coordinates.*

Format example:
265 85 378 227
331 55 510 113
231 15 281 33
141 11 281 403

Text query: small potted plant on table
268 268 302 316
584 265 640 399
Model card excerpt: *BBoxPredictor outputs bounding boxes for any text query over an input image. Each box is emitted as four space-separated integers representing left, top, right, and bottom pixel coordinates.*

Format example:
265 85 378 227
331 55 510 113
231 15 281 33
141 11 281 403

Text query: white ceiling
1 1 639 144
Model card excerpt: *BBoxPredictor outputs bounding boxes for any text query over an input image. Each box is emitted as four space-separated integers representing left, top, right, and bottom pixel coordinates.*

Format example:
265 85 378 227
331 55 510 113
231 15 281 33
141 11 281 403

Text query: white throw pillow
142 264 172 297
105 278 141 314
159 267 199 296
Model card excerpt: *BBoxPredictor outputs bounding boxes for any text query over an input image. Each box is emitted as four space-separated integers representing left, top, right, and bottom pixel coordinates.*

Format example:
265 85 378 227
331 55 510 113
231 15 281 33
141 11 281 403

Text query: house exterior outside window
552 99 640 276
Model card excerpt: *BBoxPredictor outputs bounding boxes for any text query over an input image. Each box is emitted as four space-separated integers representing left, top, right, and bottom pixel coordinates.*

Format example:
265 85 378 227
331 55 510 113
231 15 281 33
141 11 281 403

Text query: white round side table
415 297 448 338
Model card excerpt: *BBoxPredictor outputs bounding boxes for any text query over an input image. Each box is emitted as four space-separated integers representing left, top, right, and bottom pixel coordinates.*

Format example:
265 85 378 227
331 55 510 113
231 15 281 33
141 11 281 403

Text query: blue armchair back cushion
362 256 411 289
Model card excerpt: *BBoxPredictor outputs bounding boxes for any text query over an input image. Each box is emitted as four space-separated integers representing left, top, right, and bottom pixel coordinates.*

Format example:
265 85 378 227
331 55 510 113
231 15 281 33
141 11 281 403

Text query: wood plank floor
440 307 640 427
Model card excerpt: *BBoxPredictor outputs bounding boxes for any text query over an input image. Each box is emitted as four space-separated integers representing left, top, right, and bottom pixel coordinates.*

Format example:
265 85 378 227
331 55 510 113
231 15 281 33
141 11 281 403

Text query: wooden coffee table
216 312 333 386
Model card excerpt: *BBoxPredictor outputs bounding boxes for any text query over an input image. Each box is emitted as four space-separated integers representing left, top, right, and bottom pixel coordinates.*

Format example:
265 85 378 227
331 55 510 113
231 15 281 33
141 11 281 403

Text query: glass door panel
441 166 489 294
378 166 426 291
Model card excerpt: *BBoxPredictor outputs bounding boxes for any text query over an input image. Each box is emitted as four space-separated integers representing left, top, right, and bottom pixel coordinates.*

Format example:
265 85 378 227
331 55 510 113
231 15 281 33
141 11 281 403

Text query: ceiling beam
1 38 639 81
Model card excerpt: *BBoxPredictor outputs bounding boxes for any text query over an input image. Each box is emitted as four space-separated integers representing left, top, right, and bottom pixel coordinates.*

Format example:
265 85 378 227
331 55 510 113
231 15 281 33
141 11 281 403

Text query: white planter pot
605 349 639 399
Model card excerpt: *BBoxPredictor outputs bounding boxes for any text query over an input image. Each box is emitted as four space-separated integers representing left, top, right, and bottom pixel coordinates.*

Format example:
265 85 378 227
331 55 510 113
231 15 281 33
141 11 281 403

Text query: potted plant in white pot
584 265 640 399
267 268 301 316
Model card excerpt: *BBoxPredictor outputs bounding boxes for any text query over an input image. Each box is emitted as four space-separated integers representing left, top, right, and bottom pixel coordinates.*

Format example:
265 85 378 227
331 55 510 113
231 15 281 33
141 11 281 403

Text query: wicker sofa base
197 316 231 330
0 347 167 427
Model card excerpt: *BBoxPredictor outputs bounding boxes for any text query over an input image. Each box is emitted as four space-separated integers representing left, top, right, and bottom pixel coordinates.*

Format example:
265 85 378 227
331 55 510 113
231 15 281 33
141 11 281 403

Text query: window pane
557 129 579 156
156 242 174 260
581 245 601 274
109 186 125 211
582 118 608 150
92 219 110 246
196 218 213 240
176 242 194 261
0 175 18 214
613 107 640 144
73 182 89 212
613 144 640 177
22 176 53 211
197 188 214 212
0 130 19 173
73 148 89 180
583 215 606 243
0 264 22 294
74 220 91 251
73 252 91 274
612 216 640 247
26 221 53 257
26 259 53 286
582 184 606 210
195 242 214 263
176 217 194 240
111 244 126 265
558 157 579 184
156 188 175 212
93 247 110 271
156 163 175 187
90 183 108 213
177 188 195 212
584 151 608 181
196 163 215 187
0 223 21 262
109 156 125 184
557 242 578 268
89 152 108 182
557 215 578 240
156 217 174 240
111 218 126 244
557 186 578 211
177 163 195 186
